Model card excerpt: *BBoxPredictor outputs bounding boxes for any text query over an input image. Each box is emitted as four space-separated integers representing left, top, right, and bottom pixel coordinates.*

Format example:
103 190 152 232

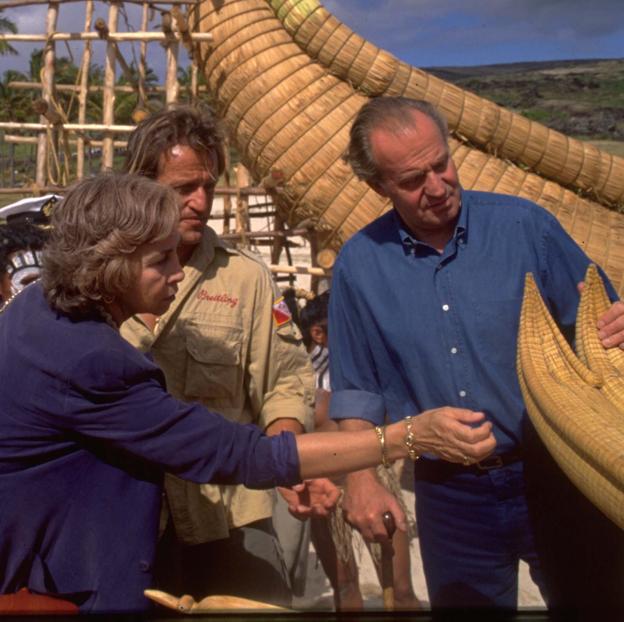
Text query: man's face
369 111 461 245
310 320 328 348
156 144 218 255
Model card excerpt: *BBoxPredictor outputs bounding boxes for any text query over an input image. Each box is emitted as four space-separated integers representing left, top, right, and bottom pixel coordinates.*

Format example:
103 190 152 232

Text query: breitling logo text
196 290 239 308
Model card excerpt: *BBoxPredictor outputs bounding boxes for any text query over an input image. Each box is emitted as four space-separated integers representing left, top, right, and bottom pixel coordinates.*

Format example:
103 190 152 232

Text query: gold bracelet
374 425 392 468
404 416 421 461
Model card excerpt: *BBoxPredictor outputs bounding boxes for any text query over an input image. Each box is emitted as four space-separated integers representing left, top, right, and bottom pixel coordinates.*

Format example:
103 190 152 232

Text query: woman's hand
388 407 496 464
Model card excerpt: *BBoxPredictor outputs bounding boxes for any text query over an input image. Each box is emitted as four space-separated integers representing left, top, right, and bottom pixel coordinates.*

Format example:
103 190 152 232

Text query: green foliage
521 107 569 124
0 70 32 122
0 10 17 56
114 61 161 123
599 78 624 107
436 59 624 141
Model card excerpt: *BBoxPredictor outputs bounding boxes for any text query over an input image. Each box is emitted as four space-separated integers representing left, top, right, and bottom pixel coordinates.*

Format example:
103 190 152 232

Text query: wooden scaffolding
0 0 329 288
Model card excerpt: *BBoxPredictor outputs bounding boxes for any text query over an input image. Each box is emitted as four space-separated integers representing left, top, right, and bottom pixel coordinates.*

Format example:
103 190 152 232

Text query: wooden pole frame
0 32 213 42
1 0 198 7
8 81 208 94
76 0 94 178
0 0 320 290
34 1 58 189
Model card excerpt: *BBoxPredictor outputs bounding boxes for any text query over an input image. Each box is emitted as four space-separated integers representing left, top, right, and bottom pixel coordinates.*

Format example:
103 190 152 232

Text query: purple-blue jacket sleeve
59 348 302 489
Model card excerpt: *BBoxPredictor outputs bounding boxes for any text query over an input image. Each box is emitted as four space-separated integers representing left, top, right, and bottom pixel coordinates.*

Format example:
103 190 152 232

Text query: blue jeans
414 460 545 609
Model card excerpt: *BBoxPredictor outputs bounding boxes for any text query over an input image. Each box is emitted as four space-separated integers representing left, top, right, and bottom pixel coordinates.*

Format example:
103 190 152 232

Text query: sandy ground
292 484 546 612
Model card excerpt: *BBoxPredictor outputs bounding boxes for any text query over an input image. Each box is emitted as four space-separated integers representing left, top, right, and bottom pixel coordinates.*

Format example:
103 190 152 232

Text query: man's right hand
341 468 406 543
336 418 407 542
338 409 496 543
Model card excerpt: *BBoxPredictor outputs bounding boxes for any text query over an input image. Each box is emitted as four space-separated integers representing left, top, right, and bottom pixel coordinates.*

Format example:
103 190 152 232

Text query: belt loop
475 455 504 471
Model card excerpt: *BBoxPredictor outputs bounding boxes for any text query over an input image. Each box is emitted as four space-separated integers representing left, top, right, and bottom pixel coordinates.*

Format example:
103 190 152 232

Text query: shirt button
138 560 151 572
451 347 458 354
459 390 467 397
442 304 450 311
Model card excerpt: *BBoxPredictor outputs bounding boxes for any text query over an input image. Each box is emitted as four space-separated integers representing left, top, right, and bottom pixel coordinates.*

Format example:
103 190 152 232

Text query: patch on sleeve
272 296 292 327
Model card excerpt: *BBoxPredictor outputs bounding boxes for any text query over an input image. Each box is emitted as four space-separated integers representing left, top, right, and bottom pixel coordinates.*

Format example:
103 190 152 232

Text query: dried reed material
517 274 624 530
269 0 624 208
576 264 624 411
144 588 290 612
195 0 624 295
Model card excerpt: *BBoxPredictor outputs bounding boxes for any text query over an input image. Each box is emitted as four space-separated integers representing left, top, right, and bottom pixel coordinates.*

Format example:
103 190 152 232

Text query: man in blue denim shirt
329 97 624 611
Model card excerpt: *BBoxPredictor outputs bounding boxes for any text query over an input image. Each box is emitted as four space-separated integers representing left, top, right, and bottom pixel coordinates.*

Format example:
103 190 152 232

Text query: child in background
287 288 421 610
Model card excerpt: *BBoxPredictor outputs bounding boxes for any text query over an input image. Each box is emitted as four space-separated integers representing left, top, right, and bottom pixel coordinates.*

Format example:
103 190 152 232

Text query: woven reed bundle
575 264 624 411
269 0 624 208
517 273 624 530
193 0 624 296
144 589 290 612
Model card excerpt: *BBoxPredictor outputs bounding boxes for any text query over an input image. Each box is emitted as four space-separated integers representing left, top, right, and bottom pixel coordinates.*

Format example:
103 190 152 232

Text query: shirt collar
183 225 236 267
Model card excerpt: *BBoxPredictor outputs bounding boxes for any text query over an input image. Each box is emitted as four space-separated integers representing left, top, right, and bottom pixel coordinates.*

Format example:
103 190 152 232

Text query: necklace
0 281 35 315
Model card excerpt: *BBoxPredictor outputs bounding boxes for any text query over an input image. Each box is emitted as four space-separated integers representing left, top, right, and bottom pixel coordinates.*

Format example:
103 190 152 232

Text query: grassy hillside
427 58 624 155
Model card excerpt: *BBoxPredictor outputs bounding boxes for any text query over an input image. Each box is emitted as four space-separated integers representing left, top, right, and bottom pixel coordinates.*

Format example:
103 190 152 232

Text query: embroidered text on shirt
196 290 239 308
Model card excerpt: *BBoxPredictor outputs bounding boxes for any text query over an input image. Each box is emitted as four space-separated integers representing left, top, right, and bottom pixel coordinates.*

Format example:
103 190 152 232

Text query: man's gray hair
344 97 449 184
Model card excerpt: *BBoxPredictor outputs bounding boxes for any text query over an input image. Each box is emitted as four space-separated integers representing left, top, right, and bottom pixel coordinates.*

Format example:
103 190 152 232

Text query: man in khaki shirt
121 106 330 605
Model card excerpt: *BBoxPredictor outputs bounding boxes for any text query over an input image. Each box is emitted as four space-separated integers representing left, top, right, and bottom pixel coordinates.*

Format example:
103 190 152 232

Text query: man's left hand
597 300 624 348
577 281 624 349
277 478 340 520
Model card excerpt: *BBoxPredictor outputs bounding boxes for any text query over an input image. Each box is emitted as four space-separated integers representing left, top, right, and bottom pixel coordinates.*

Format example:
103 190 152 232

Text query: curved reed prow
517 273 624 530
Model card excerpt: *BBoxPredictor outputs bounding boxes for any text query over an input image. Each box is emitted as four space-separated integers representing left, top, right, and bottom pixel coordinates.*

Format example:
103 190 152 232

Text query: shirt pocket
473 297 523 370
184 321 243 400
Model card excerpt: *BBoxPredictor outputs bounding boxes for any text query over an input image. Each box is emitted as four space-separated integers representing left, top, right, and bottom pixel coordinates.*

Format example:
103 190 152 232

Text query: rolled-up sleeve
246 266 315 431
328 256 386 426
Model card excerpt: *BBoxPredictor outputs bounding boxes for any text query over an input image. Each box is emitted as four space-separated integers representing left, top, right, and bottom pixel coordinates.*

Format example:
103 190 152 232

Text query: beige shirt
121 228 314 544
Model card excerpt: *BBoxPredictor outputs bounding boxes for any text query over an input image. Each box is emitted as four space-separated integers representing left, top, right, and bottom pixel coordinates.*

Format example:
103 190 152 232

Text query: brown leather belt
415 450 523 479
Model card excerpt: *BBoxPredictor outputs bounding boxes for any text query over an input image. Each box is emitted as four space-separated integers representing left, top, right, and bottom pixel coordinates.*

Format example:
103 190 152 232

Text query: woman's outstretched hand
390 407 496 464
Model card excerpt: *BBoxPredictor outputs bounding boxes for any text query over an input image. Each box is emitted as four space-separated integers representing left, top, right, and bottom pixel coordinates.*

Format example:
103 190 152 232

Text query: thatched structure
3 0 624 292
192 0 624 295
271 0 624 208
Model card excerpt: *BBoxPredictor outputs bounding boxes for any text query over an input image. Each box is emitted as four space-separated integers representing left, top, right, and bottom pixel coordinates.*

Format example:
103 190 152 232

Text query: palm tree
0 10 17 56
114 61 160 124
0 69 31 121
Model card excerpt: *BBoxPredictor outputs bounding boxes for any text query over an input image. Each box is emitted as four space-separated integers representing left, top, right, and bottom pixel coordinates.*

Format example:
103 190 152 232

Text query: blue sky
325 0 624 67
1 0 623 80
